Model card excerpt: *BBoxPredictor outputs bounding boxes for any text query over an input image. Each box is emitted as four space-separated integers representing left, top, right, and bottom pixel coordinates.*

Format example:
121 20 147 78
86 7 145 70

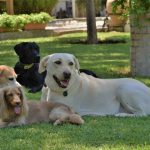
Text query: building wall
52 0 106 18
52 0 66 15
52 0 72 18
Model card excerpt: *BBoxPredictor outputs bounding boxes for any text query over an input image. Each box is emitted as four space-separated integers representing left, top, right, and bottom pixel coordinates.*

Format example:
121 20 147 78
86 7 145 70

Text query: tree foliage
112 0 150 22
0 0 58 15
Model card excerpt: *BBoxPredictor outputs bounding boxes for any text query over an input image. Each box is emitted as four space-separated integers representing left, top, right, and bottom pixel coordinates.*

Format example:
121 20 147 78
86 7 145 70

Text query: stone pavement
45 17 109 34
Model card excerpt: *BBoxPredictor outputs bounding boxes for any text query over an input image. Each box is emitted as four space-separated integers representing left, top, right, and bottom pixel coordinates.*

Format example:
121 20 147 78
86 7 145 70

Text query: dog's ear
17 86 24 100
0 68 4 77
17 86 29 116
32 42 39 52
73 55 80 71
39 55 50 73
0 88 5 105
14 42 25 56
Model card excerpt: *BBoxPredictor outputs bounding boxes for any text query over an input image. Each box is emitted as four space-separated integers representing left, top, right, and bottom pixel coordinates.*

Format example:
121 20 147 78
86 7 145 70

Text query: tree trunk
86 0 98 44
130 13 150 76
6 0 14 15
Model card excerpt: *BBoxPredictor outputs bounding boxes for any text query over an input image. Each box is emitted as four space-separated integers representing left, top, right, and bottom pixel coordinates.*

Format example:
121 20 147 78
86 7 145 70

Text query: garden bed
0 30 55 41
24 23 47 30
0 12 53 32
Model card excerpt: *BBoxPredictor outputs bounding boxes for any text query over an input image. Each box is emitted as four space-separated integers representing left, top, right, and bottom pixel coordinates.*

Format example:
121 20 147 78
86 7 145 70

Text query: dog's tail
68 114 84 125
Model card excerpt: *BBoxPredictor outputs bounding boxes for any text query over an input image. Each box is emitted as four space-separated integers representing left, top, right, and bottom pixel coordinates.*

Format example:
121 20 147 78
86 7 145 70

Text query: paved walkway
45 17 109 34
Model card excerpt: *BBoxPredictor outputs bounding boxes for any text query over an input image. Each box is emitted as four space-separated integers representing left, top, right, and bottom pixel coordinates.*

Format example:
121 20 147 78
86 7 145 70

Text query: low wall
0 30 55 41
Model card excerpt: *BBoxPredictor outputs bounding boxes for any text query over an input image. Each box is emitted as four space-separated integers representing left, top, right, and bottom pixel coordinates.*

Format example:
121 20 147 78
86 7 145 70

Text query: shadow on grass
55 33 130 44
0 35 130 78
64 38 126 45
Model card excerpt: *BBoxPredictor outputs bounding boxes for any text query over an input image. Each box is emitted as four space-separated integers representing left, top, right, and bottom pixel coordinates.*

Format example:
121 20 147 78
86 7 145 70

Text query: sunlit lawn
0 31 150 150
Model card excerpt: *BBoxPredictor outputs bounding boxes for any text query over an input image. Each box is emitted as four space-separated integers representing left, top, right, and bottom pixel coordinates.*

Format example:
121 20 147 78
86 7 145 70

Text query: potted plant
24 12 52 30
0 13 25 32
106 0 129 30
0 12 53 32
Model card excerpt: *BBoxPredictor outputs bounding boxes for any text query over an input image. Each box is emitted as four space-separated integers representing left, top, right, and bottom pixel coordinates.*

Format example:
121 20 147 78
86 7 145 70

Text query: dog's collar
49 86 68 97
19 62 34 69
49 75 82 97
50 79 82 97
63 91 68 96
24 64 34 69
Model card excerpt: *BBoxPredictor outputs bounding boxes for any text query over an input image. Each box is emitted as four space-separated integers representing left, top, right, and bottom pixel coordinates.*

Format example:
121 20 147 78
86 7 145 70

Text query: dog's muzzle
53 72 71 89
11 98 22 115
14 106 21 115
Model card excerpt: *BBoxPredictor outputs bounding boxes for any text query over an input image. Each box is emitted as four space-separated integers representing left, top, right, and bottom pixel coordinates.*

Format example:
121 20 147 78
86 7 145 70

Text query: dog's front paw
53 119 62 126
115 113 136 117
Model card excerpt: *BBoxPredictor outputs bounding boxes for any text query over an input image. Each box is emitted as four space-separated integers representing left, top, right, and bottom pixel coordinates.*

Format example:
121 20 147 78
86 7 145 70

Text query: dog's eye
17 93 21 96
7 93 13 97
54 61 61 65
8 77 14 81
69 62 73 66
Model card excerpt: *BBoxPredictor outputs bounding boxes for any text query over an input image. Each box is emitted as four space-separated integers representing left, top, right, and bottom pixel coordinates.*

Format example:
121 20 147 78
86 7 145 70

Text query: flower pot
24 23 47 30
0 27 7 32
0 27 15 33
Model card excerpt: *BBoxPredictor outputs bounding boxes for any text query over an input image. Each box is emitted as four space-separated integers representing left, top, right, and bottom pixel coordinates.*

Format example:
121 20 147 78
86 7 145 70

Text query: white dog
39 53 150 117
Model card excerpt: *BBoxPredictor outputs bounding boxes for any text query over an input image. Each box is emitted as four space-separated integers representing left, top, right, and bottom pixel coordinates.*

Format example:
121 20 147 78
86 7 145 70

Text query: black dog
14 42 46 93
79 69 98 78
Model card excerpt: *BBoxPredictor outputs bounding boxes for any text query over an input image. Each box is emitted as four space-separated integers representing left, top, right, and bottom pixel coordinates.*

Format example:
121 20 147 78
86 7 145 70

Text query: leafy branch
112 0 150 24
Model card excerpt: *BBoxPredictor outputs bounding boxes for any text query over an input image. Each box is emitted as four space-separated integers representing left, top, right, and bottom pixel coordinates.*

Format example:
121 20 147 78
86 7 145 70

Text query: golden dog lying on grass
0 85 84 128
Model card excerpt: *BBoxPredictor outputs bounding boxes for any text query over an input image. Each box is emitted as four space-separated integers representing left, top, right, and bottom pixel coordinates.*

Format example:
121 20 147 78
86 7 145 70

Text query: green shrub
0 13 17 29
14 0 58 15
112 0 150 25
0 12 53 31
26 12 53 24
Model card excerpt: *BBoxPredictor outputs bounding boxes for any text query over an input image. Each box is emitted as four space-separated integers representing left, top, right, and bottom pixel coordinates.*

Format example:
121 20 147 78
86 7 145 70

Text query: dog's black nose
63 72 71 79
15 102 21 106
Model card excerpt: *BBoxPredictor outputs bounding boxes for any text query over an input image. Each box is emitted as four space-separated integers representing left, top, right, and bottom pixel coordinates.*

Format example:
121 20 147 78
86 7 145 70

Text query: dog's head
39 53 80 91
0 86 28 119
0 65 18 86
14 42 40 64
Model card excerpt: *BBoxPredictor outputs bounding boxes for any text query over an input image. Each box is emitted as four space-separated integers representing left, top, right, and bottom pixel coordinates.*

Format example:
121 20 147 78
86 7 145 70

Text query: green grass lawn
0 31 150 150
